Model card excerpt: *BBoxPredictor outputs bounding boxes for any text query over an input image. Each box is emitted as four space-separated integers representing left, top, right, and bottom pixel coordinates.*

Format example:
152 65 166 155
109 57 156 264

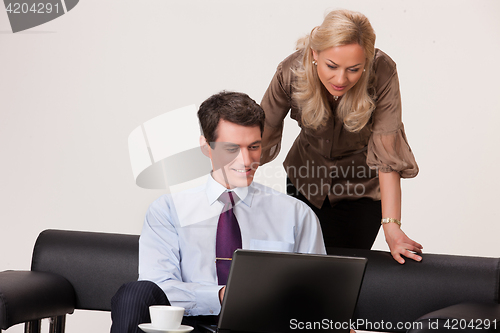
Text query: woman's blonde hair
294 9 376 132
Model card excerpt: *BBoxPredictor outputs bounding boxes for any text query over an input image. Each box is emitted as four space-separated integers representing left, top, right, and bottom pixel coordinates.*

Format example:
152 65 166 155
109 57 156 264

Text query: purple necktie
216 191 242 285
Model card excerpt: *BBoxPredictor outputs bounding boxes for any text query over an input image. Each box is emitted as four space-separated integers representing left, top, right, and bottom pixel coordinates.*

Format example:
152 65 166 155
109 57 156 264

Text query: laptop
202 249 367 333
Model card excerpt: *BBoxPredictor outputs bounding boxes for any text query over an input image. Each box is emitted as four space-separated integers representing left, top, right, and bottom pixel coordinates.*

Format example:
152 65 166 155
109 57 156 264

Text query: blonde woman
260 9 422 264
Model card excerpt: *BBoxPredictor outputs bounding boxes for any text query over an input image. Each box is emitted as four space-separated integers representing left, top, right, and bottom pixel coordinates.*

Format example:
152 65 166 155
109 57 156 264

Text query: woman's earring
312 60 318 66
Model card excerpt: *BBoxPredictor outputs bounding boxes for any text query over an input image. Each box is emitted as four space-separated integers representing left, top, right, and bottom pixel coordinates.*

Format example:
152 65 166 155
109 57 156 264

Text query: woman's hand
378 171 422 264
383 222 423 264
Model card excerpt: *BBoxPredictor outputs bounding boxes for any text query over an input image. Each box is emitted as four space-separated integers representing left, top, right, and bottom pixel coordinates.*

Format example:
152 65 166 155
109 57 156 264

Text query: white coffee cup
149 305 185 329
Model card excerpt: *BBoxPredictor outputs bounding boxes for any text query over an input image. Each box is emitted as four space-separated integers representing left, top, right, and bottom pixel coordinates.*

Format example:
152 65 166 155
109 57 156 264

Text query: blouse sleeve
260 58 295 165
366 52 419 178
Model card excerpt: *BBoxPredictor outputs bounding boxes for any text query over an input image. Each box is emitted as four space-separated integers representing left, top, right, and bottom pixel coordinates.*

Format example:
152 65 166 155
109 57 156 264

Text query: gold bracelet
381 218 401 226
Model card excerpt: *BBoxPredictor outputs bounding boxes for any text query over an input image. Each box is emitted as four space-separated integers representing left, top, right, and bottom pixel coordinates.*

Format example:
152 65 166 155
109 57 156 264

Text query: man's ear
199 135 211 158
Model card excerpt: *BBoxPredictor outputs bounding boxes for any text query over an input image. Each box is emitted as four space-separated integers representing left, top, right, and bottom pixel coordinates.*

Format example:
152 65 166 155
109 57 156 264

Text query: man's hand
219 286 226 303
383 222 423 264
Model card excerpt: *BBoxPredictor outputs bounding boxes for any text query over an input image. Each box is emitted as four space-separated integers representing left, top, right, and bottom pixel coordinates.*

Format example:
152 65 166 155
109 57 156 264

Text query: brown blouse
260 49 419 208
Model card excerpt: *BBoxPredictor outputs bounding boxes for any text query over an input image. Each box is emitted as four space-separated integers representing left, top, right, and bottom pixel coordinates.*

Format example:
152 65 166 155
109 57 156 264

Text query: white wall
1 0 499 332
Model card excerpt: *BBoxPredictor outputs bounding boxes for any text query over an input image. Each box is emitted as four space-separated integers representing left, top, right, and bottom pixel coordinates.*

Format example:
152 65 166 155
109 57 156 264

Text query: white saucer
138 323 194 333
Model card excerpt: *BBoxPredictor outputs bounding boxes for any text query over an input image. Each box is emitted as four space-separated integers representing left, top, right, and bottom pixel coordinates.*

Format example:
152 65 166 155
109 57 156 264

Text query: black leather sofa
327 248 500 332
0 229 499 332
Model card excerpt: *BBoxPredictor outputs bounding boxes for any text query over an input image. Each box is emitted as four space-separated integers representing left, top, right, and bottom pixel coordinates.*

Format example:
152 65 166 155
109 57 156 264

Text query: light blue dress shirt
138 175 326 316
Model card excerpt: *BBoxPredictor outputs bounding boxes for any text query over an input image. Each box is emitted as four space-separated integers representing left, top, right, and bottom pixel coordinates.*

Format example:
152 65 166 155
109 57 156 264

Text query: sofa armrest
0 270 75 330
408 302 500 332
31 229 139 311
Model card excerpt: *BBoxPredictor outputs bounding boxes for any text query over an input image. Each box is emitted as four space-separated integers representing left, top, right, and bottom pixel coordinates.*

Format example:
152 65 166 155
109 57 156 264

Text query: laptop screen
217 250 367 333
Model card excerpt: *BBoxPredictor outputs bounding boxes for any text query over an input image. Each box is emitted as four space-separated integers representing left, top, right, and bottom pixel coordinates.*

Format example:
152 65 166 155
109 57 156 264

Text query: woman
260 9 422 264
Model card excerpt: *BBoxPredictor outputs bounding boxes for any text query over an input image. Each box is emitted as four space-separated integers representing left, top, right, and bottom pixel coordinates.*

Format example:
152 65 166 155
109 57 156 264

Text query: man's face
204 119 261 189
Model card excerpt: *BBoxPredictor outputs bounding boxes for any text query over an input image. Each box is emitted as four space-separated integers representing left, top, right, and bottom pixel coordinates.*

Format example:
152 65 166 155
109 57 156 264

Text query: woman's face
312 43 366 98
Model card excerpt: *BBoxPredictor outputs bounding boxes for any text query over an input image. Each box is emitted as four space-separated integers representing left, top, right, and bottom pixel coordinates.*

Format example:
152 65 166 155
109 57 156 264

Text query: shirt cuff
188 285 223 316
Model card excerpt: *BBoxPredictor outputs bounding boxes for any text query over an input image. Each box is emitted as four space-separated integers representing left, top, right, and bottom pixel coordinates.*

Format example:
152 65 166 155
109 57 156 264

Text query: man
111 91 326 333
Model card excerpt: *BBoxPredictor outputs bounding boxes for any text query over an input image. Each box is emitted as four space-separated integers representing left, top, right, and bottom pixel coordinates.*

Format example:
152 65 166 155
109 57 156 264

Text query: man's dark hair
197 91 265 145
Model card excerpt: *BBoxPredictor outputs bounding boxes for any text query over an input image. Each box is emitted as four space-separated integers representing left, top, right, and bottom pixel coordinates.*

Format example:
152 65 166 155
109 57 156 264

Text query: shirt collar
205 173 254 208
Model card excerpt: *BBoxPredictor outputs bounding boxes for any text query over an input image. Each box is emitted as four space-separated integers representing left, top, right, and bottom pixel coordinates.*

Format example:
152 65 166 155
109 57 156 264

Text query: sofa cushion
407 302 500 332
